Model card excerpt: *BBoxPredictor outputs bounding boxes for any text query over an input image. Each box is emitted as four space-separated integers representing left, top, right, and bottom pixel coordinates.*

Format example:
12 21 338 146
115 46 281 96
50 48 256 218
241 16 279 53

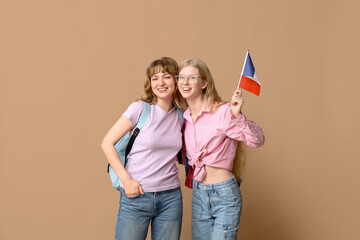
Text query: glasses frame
176 74 202 83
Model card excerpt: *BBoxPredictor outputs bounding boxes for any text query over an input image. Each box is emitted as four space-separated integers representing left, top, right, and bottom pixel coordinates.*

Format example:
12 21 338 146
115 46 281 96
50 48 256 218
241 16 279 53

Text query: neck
156 98 173 112
187 96 204 121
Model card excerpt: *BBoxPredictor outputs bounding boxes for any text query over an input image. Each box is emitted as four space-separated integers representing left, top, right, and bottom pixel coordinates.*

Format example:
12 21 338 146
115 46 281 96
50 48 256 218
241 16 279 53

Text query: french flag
238 51 261 96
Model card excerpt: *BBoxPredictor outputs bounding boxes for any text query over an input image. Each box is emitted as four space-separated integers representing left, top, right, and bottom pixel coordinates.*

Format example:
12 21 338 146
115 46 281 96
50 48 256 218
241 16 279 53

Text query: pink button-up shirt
183 102 265 182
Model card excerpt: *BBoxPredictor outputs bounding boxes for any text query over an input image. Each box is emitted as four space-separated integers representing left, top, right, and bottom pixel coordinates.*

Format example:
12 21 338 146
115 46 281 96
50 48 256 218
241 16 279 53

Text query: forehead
152 72 168 77
179 66 199 75
149 66 165 76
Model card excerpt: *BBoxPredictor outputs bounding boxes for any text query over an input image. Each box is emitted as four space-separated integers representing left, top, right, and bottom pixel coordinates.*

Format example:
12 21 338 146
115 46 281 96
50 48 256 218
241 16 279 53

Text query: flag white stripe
236 50 249 90
251 72 261 85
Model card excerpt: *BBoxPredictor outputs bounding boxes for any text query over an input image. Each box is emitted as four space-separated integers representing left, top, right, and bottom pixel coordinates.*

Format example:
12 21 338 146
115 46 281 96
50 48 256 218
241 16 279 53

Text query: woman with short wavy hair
101 57 185 240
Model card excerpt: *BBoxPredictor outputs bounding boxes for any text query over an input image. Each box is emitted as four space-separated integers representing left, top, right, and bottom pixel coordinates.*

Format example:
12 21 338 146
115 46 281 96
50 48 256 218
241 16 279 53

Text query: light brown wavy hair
179 57 245 181
141 57 186 109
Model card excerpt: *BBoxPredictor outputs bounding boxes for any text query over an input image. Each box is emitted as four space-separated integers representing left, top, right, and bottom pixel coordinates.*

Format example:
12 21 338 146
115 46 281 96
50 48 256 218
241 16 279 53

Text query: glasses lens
189 75 197 81
177 75 185 81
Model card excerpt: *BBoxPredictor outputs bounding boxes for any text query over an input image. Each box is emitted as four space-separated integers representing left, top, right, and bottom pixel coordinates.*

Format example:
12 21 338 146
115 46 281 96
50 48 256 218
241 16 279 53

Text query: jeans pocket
214 184 241 202
120 188 141 199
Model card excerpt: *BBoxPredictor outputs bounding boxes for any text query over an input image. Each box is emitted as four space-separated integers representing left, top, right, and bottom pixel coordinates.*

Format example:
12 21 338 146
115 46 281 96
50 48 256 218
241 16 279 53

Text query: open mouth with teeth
182 87 191 92
158 87 168 92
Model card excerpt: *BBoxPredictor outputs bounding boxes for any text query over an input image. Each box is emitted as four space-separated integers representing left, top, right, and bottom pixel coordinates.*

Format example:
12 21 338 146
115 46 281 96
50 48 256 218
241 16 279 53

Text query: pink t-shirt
183 102 265 182
120 101 182 192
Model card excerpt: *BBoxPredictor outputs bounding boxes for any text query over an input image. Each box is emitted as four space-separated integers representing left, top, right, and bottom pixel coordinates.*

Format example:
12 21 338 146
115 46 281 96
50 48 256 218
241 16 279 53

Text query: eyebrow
152 72 171 77
154 72 168 76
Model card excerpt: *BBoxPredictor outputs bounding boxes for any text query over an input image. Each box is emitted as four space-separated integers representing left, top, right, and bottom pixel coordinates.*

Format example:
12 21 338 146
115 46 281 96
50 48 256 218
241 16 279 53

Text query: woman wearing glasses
177 58 264 240
101 57 186 240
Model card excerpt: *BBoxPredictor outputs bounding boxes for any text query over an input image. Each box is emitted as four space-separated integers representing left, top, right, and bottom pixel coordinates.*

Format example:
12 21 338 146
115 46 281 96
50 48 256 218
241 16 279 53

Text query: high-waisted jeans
192 176 242 240
115 187 183 240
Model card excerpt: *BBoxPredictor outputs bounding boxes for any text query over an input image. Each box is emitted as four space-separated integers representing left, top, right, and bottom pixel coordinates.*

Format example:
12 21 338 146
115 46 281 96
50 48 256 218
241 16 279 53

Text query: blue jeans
192 176 242 240
115 187 183 240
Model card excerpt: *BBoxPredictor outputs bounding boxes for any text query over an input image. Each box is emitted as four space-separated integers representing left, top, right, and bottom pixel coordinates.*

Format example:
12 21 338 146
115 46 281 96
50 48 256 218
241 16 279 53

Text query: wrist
232 111 242 118
231 112 246 124
120 175 132 184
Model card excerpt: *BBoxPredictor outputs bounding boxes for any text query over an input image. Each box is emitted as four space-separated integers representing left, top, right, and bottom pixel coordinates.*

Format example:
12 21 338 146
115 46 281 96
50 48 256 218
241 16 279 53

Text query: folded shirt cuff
231 112 246 125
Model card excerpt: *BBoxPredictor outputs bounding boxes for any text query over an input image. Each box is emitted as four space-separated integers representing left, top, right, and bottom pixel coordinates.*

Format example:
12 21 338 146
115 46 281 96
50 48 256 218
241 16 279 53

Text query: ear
201 79 208 89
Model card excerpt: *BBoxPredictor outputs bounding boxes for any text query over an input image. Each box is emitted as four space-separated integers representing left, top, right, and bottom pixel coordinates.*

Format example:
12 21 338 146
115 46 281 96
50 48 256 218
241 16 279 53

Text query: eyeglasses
176 74 202 83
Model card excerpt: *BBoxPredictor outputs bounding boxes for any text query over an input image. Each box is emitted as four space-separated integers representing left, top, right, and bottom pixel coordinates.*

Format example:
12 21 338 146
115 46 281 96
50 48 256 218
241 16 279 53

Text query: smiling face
178 66 207 101
150 72 176 102
143 57 182 106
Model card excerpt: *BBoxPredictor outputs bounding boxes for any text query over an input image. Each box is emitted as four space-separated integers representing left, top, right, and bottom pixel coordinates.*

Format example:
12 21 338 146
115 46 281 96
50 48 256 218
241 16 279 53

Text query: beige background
1 0 360 239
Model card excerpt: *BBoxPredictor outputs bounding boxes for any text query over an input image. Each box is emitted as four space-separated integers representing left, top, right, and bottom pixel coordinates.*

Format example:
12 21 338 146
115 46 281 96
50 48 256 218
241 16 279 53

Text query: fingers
139 186 145 195
124 188 137 197
233 89 242 97
231 90 244 106
126 189 139 197
231 90 244 117
124 179 143 197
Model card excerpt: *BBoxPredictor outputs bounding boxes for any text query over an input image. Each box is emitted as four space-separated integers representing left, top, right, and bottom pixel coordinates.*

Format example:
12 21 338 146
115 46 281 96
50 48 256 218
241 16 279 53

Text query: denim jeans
192 176 242 240
114 187 183 240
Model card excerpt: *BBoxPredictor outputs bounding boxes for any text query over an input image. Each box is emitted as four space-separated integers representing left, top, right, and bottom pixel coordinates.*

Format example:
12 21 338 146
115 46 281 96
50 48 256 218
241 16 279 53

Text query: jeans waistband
120 186 181 195
193 175 242 190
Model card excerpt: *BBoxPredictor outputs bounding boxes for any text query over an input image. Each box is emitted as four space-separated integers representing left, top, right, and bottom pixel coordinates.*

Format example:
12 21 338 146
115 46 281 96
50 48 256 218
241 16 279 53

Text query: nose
159 76 165 85
182 76 190 84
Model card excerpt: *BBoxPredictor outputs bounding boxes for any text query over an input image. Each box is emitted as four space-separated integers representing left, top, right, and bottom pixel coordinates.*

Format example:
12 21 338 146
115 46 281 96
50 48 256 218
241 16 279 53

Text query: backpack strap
176 107 184 126
176 107 185 165
124 102 151 166
136 102 151 129
183 120 189 172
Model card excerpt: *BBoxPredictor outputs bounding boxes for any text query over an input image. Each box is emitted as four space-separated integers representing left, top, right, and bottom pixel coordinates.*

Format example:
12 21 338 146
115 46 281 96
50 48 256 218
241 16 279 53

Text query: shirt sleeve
221 104 265 147
122 101 144 127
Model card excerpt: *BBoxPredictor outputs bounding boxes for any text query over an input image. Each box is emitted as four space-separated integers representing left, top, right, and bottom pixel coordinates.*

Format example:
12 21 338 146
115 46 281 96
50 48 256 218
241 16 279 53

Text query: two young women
101 57 264 240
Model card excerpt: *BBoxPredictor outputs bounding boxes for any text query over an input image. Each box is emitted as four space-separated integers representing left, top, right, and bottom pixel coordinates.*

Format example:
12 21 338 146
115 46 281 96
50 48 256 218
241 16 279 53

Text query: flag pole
236 50 250 90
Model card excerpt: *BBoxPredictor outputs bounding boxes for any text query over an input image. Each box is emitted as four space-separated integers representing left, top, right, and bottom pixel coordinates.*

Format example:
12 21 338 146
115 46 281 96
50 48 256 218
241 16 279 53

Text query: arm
101 116 144 197
223 90 265 147
225 113 265 147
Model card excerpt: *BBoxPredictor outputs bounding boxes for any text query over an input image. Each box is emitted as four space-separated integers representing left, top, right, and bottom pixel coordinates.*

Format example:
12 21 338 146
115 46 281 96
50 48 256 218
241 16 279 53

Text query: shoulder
123 101 146 124
213 102 231 114
211 102 235 122
127 100 145 111
218 102 231 110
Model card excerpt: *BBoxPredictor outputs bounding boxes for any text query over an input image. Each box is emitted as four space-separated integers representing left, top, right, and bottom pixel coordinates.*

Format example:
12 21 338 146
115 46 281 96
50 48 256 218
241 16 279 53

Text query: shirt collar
202 102 214 112
183 102 214 122
154 102 176 114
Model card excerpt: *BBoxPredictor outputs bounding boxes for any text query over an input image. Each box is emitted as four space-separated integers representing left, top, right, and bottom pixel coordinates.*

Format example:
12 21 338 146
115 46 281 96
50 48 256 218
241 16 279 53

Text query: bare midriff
198 165 233 184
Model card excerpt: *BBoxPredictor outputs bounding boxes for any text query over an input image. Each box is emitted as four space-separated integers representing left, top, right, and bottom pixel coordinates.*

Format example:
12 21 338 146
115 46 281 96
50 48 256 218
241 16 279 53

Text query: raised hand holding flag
237 51 261 96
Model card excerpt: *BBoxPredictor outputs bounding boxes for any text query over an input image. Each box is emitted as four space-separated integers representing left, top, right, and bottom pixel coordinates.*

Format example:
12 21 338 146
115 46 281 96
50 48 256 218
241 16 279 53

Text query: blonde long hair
141 57 186 109
179 57 245 181
233 142 246 181
179 58 224 107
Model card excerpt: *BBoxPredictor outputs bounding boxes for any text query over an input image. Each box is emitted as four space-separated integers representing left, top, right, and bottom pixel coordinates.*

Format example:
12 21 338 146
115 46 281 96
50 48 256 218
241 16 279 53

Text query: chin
181 93 192 99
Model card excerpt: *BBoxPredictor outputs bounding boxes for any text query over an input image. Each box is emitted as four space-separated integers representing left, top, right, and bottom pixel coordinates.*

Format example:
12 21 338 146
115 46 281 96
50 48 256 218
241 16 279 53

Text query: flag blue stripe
243 53 255 77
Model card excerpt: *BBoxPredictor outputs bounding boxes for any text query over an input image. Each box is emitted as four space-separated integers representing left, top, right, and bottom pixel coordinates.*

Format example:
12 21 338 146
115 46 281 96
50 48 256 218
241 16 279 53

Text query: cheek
193 82 204 92
150 81 156 91
167 80 176 90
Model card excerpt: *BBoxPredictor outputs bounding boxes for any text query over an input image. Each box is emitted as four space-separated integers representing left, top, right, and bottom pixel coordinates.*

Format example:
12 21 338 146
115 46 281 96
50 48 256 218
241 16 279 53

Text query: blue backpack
107 101 184 191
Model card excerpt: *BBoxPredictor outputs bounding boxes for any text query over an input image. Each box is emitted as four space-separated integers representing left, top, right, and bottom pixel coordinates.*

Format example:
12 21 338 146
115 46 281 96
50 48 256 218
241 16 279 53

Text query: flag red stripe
239 76 260 96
